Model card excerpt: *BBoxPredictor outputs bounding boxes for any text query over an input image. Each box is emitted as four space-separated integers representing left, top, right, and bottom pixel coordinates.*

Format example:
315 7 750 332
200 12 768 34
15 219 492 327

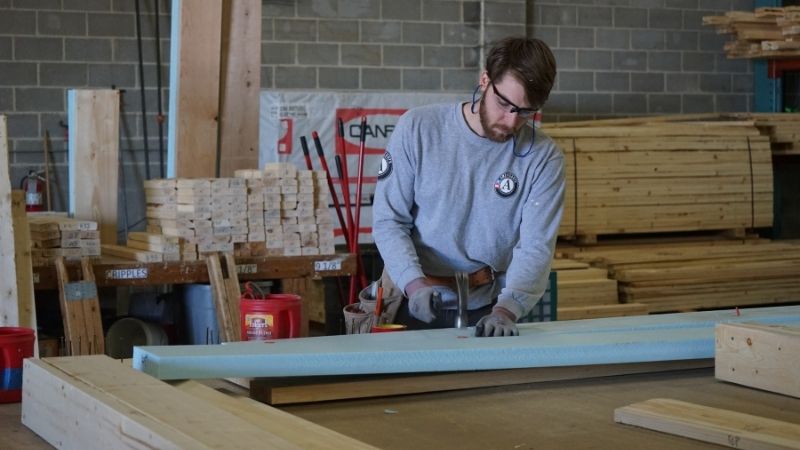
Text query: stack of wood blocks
747 113 800 156
260 163 335 257
560 239 800 313
703 6 800 58
28 215 100 266
546 120 773 242
107 164 337 262
551 258 646 320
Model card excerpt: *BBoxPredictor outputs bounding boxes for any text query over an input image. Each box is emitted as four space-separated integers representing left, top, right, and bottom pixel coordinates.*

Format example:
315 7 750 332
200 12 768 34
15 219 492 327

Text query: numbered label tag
236 264 257 274
314 260 342 272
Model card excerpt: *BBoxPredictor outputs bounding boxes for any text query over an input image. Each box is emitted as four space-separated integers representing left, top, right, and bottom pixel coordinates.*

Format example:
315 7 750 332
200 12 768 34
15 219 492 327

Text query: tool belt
425 266 496 290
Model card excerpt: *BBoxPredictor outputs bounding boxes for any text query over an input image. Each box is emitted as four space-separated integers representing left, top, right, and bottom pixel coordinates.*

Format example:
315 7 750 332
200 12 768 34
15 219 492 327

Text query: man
372 36 564 337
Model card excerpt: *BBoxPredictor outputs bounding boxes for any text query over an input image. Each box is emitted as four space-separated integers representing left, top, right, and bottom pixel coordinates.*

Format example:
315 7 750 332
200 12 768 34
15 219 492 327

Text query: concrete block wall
528 0 754 121
0 0 757 230
0 0 168 229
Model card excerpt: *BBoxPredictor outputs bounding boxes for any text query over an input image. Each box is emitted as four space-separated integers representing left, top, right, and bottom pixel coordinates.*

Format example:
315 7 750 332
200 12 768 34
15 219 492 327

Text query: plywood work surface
4 368 800 449
283 369 800 450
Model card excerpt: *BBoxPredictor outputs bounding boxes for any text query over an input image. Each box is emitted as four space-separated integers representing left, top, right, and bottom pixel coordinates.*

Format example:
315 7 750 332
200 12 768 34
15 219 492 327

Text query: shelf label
314 260 342 272
105 268 148 280
236 264 257 274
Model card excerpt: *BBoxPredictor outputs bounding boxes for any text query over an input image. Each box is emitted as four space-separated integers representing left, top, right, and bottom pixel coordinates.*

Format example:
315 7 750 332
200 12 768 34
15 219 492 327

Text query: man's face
478 74 533 143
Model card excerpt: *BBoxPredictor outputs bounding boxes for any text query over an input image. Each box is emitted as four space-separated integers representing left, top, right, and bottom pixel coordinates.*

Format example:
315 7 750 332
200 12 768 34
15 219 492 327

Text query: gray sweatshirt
372 102 565 319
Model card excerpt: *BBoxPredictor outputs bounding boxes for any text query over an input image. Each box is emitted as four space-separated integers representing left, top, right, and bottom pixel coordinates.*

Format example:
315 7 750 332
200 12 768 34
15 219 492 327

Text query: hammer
454 272 469 329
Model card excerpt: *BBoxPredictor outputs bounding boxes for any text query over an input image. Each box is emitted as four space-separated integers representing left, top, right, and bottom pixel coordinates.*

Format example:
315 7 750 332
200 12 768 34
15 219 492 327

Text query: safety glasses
489 81 538 119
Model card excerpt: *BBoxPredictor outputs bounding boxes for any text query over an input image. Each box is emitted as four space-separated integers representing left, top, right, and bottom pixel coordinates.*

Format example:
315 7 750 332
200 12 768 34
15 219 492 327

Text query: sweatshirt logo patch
377 152 393 179
494 172 518 197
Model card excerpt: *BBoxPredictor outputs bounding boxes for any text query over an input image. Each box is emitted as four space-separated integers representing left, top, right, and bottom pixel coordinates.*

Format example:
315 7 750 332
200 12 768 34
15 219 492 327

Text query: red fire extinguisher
20 170 45 212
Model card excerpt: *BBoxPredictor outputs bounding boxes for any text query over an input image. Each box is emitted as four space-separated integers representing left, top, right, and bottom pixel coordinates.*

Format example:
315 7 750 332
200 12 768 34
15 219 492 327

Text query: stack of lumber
28 215 100 266
545 119 773 241
703 7 800 58
748 113 800 156
560 238 800 313
552 258 647 320
119 163 336 262
260 162 335 256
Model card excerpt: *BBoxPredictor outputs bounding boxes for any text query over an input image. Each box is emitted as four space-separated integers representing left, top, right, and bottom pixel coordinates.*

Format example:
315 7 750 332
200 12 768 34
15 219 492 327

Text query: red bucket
240 283 301 341
0 327 35 403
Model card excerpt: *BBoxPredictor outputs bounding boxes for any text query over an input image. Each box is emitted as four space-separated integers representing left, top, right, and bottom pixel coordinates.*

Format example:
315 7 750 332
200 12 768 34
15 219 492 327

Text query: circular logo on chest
377 152 393 179
494 172 519 197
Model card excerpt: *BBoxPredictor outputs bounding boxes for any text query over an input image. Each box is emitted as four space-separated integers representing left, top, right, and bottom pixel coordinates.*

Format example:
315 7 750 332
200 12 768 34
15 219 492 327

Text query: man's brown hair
484 37 557 110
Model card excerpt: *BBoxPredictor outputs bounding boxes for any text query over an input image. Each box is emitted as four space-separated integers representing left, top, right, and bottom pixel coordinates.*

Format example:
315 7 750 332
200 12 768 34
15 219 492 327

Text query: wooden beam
0 114 20 326
218 0 261 177
167 0 223 178
172 380 374 448
55 257 104 356
249 360 713 405
206 252 241 342
0 118 34 336
133 305 800 380
614 398 800 449
10 191 37 346
715 323 800 398
68 89 120 244
21 356 375 449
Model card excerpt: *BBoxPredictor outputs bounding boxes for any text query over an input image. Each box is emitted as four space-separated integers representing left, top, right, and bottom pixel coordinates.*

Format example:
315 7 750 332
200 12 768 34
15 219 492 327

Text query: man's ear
479 71 490 91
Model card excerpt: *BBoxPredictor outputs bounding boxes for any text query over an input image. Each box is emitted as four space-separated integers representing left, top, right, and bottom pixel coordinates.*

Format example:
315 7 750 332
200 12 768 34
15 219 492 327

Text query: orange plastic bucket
0 327 35 403
240 283 301 341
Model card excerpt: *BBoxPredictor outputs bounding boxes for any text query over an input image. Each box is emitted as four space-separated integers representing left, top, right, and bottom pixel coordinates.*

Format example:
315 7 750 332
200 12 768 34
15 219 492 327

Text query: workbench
30 253 356 332
3 367 798 449
30 253 356 289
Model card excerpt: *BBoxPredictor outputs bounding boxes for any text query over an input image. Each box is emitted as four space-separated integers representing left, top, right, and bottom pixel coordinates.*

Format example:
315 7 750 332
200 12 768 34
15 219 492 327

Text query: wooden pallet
55 256 104 355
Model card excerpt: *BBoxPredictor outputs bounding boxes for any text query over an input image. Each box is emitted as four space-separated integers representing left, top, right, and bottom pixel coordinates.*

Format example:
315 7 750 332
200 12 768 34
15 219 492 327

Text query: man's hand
408 286 442 323
475 307 518 337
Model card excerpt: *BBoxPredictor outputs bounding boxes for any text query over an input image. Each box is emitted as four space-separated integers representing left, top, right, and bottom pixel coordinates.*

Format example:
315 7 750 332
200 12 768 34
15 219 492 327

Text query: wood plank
32 253 357 289
558 303 648 320
101 243 163 263
132 305 800 380
173 380 375 448
55 257 104 355
167 0 223 178
22 356 373 449
715 323 800 399
10 190 37 341
68 89 120 244
218 0 261 177
614 398 800 449
557 279 619 306
206 252 241 342
250 360 712 405
0 115 20 326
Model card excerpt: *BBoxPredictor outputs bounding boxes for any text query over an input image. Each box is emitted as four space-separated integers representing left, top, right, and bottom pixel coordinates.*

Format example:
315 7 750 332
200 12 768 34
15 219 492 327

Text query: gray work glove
475 309 519 337
408 286 444 323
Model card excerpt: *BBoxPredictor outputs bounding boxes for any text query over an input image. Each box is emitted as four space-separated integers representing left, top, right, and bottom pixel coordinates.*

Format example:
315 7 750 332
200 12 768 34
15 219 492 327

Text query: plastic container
105 317 168 359
182 284 220 345
240 283 301 341
0 327 35 403
371 324 407 333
